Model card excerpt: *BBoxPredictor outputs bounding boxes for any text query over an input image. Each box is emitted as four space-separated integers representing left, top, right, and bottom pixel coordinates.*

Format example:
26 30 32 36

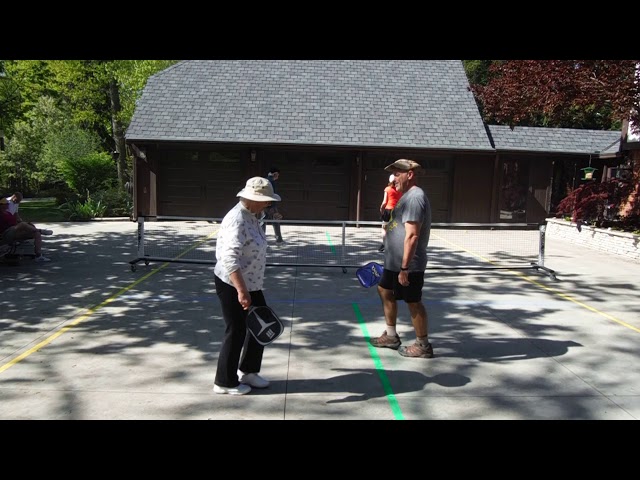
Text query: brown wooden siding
259 149 352 221
450 156 494 222
528 157 554 224
361 151 452 222
157 148 248 217
130 142 574 224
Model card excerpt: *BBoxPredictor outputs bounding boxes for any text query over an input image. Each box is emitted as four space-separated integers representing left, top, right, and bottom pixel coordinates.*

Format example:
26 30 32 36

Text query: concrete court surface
0 219 639 420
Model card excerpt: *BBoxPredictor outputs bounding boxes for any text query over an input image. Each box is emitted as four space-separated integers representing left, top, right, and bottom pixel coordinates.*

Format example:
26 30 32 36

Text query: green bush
38 182 77 205
91 188 133 217
59 152 116 200
59 194 107 221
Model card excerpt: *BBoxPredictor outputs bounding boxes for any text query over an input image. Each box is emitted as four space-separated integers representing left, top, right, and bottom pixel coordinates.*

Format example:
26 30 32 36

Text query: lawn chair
0 239 37 265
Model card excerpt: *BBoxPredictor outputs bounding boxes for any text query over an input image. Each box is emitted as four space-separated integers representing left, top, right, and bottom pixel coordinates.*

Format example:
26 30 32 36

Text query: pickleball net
129 216 556 279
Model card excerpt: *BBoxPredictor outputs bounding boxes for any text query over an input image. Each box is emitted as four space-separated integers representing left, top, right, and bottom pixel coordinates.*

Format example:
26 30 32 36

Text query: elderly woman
212 177 281 395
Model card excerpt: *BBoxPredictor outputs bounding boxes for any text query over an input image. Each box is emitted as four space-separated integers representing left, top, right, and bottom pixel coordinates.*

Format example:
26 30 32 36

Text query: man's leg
370 285 401 349
14 223 42 256
379 285 397 329
398 301 433 358
273 222 283 242
407 301 428 339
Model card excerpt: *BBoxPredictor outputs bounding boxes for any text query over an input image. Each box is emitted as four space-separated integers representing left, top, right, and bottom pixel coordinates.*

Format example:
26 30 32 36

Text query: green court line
325 231 336 254
352 303 405 420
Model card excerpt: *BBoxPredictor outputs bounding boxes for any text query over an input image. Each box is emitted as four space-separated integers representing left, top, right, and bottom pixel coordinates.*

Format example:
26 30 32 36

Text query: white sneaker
35 255 51 263
213 384 251 395
238 372 270 388
38 229 53 236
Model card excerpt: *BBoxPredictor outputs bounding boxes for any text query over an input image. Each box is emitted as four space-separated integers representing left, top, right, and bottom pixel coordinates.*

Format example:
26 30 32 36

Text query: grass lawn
18 199 67 223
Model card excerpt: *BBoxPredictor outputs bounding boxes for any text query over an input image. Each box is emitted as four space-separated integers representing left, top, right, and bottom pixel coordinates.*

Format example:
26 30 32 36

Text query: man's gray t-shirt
383 185 431 272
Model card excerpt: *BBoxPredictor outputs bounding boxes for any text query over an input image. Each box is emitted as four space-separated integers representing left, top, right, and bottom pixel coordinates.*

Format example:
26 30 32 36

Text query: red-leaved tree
555 178 635 227
470 60 640 133
469 60 640 229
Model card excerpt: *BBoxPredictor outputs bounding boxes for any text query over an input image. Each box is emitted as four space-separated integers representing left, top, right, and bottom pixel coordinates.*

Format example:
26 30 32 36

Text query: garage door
158 150 245 218
261 151 352 221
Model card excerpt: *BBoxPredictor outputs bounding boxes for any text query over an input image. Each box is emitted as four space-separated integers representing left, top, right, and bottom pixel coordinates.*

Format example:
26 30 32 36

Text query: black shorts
378 269 425 303
381 209 392 222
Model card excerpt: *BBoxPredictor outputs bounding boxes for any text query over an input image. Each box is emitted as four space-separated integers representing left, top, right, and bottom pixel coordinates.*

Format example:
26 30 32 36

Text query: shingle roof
487 125 621 155
125 60 494 151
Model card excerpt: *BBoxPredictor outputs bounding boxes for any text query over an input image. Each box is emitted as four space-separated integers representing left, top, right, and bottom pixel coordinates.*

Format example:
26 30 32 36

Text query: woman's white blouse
214 202 268 291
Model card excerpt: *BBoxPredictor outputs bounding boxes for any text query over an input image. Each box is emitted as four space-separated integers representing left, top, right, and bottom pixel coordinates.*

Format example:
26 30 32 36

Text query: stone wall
545 218 640 262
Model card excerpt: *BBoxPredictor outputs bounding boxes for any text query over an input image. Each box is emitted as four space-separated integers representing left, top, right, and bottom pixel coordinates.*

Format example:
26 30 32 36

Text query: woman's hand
238 291 252 310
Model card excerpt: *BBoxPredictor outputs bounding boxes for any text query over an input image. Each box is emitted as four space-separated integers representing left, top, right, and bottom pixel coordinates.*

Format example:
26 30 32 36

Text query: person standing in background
262 167 284 244
378 174 402 252
212 177 281 395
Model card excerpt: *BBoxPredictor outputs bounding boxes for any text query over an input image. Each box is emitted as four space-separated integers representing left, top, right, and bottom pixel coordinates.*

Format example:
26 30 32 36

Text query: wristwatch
400 267 409 271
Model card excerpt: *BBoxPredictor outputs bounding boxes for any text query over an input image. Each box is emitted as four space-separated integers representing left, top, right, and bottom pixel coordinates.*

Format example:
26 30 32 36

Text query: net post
137 216 145 259
538 223 546 267
341 222 347 267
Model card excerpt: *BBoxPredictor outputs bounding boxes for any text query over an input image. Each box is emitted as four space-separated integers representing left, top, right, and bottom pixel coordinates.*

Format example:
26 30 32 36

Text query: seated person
6 192 52 233
0 197 51 262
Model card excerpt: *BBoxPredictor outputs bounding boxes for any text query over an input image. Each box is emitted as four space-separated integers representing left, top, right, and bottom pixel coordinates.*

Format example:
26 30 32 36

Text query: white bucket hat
237 177 281 202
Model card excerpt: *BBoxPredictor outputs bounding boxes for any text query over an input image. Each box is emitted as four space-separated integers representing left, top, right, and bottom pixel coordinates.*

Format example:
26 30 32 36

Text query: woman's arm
380 190 389 212
229 269 252 310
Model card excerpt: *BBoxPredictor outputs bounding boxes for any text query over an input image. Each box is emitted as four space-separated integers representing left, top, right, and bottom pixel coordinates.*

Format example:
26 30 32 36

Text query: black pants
262 206 282 240
262 217 282 240
214 274 267 388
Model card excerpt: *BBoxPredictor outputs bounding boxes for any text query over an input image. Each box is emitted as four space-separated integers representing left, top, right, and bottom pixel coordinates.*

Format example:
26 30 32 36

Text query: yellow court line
507 269 640 333
432 233 640 334
0 230 218 374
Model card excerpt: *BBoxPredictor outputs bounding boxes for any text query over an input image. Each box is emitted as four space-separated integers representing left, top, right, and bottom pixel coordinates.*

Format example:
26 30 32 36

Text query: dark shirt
267 172 278 194
265 173 279 216
0 210 17 233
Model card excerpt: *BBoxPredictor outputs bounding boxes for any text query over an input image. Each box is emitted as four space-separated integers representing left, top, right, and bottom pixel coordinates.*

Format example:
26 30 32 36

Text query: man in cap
370 159 433 358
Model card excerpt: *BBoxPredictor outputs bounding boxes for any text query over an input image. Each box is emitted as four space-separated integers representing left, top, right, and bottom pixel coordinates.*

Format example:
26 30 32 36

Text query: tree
0 96 68 194
462 60 497 88
42 123 102 188
469 60 639 132
555 178 636 229
46 60 177 188
103 60 177 188
467 60 640 227
3 60 178 190
0 63 22 144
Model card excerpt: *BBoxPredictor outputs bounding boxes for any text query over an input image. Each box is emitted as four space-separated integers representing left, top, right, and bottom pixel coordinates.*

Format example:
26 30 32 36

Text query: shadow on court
0 220 639 420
